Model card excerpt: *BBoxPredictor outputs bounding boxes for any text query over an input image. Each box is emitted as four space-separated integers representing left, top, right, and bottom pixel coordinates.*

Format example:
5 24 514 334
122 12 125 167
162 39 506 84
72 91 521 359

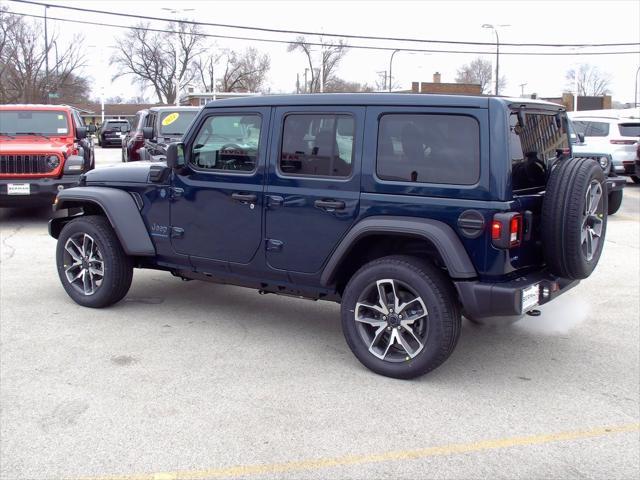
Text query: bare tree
0 7 88 103
287 36 348 93
455 57 506 94
566 64 611 96
111 21 205 104
325 78 374 93
195 47 270 93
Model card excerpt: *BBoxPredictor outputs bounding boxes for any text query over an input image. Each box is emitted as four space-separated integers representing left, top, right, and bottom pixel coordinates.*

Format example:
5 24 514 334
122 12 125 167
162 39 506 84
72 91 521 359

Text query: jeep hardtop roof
148 106 200 112
202 93 565 111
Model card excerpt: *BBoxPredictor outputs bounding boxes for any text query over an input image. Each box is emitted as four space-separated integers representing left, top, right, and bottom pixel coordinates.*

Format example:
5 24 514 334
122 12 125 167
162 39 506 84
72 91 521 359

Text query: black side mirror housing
166 142 186 169
76 126 87 140
87 125 97 134
142 127 154 140
577 132 585 144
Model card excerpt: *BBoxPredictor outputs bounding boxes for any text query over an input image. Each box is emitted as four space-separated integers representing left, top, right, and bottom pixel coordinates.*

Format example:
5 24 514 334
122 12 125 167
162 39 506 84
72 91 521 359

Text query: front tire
341 255 461 379
607 189 623 215
56 216 133 308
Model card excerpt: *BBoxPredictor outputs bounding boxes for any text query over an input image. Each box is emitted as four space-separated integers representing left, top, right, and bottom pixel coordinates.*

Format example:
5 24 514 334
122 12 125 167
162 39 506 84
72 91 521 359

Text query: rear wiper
15 132 52 139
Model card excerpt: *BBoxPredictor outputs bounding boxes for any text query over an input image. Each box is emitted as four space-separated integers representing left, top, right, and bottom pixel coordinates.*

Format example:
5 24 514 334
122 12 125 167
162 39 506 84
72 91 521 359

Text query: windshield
0 110 70 136
159 111 198 136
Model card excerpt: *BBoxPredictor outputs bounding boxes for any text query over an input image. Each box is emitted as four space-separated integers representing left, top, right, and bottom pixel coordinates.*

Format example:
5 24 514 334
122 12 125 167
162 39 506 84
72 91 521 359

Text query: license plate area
7 183 30 195
522 284 540 312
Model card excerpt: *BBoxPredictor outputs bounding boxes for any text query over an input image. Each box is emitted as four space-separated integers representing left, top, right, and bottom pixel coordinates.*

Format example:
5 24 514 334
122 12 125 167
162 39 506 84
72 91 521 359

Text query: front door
265 106 364 273
170 107 270 266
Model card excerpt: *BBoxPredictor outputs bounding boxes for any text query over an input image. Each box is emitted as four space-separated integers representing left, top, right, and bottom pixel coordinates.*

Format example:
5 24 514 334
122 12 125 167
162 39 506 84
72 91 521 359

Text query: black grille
0 154 57 174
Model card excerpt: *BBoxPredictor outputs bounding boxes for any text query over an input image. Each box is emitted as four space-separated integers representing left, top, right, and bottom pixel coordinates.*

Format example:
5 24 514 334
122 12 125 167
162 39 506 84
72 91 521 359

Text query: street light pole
162 8 194 106
482 24 509 96
635 65 640 107
388 49 400 92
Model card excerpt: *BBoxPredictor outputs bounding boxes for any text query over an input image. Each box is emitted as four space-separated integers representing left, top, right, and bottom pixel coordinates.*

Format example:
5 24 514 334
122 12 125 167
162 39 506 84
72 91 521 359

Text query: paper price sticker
162 113 180 126
57 115 64 120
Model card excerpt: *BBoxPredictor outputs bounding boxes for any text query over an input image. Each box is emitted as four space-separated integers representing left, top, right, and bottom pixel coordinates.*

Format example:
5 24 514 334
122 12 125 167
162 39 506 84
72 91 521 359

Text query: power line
5 10 640 57
8 0 640 49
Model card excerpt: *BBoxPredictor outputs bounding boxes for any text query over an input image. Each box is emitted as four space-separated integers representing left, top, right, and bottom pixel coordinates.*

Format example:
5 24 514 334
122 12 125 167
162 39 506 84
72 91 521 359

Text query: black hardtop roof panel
203 93 491 109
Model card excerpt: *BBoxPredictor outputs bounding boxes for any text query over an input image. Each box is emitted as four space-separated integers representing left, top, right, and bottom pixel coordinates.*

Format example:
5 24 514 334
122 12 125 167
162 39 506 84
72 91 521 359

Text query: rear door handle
231 192 257 204
314 199 345 211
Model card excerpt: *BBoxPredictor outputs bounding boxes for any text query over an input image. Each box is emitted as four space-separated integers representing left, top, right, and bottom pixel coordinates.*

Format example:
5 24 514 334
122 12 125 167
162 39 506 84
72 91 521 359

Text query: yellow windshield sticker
57 115 64 120
162 113 180 126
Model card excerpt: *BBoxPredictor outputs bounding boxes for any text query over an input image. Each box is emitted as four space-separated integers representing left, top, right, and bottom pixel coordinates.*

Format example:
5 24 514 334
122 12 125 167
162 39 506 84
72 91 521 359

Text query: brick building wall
408 72 482 95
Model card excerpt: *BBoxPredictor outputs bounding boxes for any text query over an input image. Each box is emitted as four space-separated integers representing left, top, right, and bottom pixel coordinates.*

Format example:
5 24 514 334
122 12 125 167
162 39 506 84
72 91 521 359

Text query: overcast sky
8 0 640 103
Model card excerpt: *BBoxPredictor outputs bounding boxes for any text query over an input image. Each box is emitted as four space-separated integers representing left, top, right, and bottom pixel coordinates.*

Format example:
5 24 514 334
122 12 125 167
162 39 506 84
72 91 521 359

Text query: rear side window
376 114 479 184
279 114 354 178
618 123 640 137
572 121 610 137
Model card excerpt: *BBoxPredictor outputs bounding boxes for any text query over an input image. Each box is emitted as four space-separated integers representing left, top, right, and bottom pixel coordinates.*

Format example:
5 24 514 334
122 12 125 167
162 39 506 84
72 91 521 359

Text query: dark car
97 119 130 148
122 107 199 162
1 104 95 207
49 94 614 379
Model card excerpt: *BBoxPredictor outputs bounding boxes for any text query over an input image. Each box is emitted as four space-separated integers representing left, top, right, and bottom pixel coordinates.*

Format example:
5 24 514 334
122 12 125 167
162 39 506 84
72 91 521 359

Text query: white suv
569 110 640 182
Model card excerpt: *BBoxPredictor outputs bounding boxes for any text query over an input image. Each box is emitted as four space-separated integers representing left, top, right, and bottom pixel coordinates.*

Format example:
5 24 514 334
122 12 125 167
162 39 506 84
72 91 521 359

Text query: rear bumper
455 271 579 319
0 176 81 207
101 136 123 146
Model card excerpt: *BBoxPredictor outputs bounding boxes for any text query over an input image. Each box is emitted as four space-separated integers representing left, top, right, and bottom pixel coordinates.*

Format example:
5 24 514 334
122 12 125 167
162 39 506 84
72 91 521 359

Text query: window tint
191 114 261 172
573 120 609 137
510 112 568 192
376 114 479 184
280 114 354 177
618 123 640 137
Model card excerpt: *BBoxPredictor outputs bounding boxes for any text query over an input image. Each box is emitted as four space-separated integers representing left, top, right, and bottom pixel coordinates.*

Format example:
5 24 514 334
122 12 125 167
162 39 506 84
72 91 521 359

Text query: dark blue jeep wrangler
49 94 613 379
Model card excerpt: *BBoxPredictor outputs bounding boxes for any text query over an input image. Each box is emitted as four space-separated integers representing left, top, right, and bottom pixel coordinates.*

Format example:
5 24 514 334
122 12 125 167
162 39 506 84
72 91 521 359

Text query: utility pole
296 73 300 94
44 5 49 102
482 24 510 96
376 70 388 91
304 68 309 93
519 83 527 97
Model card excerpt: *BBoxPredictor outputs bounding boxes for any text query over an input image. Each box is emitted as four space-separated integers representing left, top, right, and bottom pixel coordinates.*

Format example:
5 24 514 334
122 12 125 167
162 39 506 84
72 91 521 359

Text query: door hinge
170 187 184 199
171 227 185 238
266 239 283 252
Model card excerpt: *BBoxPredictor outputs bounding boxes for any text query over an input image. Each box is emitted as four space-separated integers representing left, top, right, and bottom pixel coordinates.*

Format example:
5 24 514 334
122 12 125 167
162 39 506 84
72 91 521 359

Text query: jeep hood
84 161 159 183
0 138 72 155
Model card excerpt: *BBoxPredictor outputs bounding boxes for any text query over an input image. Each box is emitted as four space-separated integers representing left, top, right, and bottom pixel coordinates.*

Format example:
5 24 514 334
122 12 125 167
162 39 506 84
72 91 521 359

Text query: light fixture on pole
389 50 430 93
482 23 510 96
162 7 195 106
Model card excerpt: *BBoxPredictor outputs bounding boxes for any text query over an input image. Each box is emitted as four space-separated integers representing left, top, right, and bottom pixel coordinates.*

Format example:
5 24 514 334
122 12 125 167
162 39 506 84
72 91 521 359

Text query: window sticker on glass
57 115 64 120
162 112 180 126
57 128 68 134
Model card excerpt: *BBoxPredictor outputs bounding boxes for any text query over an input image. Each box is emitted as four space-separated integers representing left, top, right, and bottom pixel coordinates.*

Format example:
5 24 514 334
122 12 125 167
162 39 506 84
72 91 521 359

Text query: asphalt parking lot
1 146 639 480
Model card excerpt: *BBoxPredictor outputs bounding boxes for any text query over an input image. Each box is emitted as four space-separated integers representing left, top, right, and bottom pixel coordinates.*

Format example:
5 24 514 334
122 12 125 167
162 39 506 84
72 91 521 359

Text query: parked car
122 107 199 162
569 111 640 183
568 120 625 215
1 104 95 207
97 119 130 147
121 109 149 162
50 94 613 379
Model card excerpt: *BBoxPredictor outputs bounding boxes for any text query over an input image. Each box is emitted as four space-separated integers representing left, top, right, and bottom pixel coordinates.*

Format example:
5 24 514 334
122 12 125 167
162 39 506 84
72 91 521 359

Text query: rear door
265 106 364 273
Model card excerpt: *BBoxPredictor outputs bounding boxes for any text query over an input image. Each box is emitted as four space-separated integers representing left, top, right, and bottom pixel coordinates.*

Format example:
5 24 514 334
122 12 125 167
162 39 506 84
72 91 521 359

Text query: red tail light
491 212 522 249
610 139 636 145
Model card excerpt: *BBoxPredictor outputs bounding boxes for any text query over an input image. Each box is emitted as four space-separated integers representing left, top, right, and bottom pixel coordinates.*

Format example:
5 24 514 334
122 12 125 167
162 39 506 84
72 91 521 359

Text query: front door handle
314 199 346 211
231 192 257 204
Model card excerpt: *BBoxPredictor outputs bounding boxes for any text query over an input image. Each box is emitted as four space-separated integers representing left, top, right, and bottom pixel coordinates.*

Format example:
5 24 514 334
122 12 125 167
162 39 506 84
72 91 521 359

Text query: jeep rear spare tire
542 157 607 280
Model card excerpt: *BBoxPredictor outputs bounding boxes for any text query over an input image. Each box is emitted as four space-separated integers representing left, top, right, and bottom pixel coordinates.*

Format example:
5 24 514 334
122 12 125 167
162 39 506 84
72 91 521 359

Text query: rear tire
341 255 461 379
56 216 133 308
542 158 607 280
607 189 623 215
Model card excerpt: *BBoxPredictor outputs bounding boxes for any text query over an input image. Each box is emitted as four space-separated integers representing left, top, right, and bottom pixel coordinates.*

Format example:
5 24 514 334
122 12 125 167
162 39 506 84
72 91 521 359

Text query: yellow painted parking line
79 423 639 480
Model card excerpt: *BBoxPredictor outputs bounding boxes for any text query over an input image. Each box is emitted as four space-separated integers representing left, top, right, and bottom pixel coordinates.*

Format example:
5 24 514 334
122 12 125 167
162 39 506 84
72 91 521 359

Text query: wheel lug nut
398 315 403 319
382 316 387 320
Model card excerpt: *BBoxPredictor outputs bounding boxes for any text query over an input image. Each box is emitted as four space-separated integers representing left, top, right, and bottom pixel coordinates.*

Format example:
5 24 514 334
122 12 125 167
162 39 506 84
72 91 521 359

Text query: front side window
376 114 480 184
191 114 261 172
0 110 69 136
279 114 354 178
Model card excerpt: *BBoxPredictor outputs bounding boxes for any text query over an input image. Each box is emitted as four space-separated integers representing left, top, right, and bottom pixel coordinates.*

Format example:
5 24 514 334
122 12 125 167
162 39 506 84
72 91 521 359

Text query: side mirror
76 126 87 139
88 125 97 134
577 132 585 144
166 142 185 169
142 127 154 140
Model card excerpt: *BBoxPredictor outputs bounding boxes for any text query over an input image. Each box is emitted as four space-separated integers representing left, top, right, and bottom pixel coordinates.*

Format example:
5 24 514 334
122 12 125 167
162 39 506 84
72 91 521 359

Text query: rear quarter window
618 123 640 137
376 114 480 185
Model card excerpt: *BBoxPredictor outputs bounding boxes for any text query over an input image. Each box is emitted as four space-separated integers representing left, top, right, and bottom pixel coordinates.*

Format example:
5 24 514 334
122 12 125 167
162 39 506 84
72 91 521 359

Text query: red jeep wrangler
0 105 95 207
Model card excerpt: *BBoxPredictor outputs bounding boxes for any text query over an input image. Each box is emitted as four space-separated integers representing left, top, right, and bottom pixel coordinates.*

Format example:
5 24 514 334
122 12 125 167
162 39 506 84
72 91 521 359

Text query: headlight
46 155 60 169
599 156 609 169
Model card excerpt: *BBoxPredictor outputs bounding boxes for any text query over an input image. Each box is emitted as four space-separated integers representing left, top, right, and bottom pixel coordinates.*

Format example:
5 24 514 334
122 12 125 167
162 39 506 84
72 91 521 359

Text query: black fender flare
320 216 477 286
49 186 155 256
